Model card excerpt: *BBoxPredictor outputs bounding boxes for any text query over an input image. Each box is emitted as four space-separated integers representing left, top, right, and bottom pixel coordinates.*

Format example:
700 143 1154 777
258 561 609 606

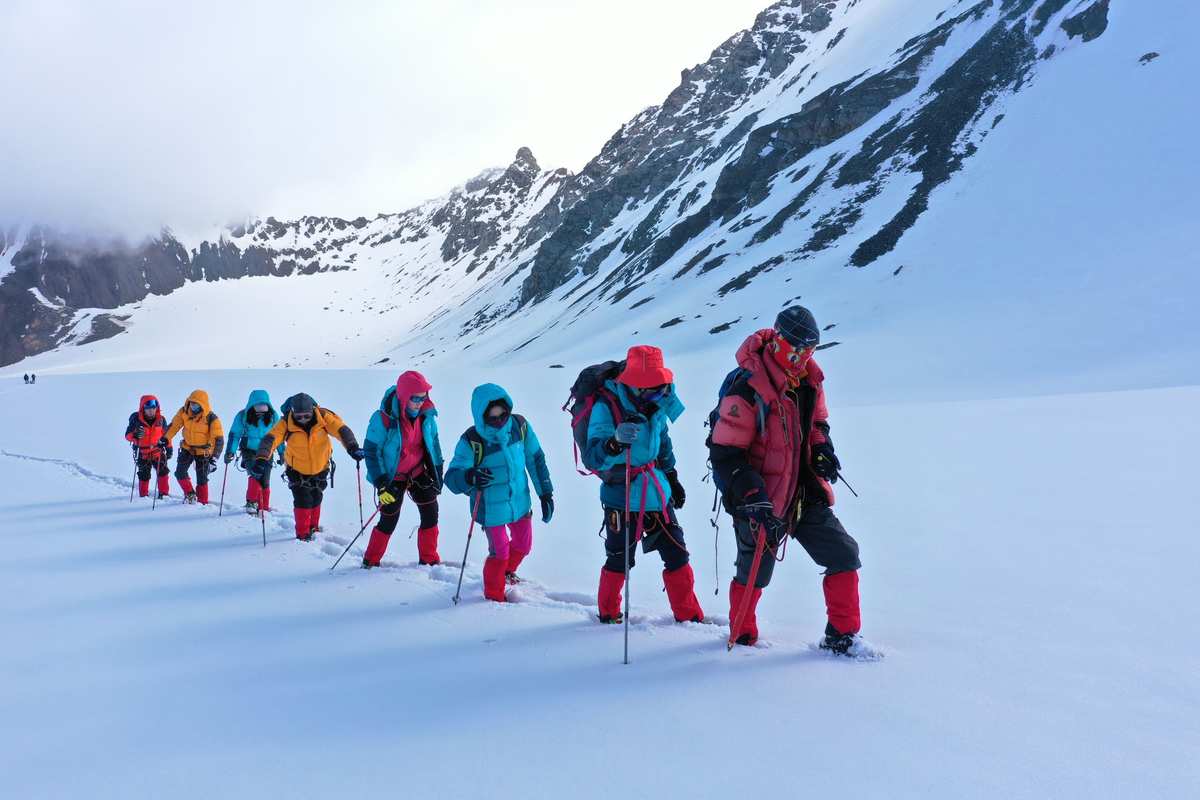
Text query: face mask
771 338 813 376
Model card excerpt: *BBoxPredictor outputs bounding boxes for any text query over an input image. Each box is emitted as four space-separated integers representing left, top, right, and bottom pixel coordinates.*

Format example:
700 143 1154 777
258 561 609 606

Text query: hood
283 393 317 425
244 389 278 424
470 383 514 442
607 379 685 424
138 394 161 424
385 371 435 419
184 389 212 417
735 329 824 399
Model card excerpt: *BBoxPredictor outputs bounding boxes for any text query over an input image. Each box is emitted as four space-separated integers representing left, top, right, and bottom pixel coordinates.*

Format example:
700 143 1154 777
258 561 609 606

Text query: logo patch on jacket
728 403 741 418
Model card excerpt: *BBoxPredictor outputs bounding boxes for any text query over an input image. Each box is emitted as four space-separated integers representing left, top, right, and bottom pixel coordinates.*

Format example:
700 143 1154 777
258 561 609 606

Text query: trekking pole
711 484 721 596
623 447 632 665
356 462 365 530
453 493 485 605
330 506 382 570
218 458 231 517
727 521 768 652
835 470 859 498
260 508 267 548
129 451 138 503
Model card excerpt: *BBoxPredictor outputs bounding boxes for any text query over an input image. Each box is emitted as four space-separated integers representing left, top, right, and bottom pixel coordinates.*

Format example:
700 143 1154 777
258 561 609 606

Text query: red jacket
709 329 834 519
125 394 168 458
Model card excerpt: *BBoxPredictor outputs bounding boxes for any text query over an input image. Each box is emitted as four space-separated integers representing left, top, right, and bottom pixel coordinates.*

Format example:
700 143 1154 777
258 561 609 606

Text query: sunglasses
293 411 314 422
143 399 159 409
408 394 428 405
637 385 669 402
253 404 269 413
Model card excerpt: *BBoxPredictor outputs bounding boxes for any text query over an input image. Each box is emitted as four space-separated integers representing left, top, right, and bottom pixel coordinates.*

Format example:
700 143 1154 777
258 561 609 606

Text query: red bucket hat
617 345 674 389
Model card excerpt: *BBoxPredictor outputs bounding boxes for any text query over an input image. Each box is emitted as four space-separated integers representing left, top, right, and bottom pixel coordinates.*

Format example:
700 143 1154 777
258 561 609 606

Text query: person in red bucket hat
708 306 866 655
581 345 703 625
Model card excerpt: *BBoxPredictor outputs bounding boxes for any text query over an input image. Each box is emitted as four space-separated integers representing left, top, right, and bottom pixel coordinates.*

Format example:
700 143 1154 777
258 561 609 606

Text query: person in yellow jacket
252 392 363 541
164 389 225 505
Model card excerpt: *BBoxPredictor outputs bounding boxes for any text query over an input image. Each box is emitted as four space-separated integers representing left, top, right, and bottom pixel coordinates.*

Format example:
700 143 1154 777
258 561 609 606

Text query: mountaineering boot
294 507 314 541
822 570 861 638
196 484 210 505
138 479 150 498
662 563 704 623
597 568 625 623
416 526 441 565
184 492 198 504
362 527 390 568
819 622 857 655
728 580 763 646
482 556 507 602
244 501 258 515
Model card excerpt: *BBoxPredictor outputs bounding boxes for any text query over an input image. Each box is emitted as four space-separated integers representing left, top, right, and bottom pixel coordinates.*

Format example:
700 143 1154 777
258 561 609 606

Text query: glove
665 469 685 510
378 485 399 506
250 458 269 481
465 467 494 487
163 444 174 460
207 458 219 475
223 451 235 464
374 475 390 491
812 442 841 482
614 421 640 446
736 488 775 525
134 424 146 439
349 447 365 462
540 494 554 523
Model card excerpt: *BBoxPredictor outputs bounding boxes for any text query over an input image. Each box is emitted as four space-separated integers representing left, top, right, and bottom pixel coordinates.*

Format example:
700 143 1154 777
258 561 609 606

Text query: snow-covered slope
8 0 1197 400
2 366 1198 798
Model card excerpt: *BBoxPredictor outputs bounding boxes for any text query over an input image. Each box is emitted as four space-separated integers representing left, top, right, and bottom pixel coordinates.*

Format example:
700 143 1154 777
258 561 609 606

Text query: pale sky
0 0 769 236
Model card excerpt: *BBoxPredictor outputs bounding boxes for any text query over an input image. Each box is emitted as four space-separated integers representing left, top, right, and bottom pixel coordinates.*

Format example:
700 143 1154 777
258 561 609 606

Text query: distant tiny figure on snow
23 374 29 384
30 373 36 384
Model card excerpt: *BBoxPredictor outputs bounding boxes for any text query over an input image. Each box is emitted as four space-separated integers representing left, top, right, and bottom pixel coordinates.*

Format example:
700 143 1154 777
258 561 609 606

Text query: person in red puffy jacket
125 395 172 498
708 307 863 654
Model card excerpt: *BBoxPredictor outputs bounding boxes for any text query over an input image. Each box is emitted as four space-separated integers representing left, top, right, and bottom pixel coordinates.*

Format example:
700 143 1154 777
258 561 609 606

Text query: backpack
563 361 625 475
705 368 766 495
464 415 528 467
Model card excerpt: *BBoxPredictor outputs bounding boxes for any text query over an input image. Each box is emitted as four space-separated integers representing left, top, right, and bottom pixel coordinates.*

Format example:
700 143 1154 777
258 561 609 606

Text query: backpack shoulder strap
513 414 528 442
464 428 486 467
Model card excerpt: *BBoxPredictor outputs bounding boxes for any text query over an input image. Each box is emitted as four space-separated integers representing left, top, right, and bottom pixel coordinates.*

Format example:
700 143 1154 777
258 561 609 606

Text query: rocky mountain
0 0 1116 368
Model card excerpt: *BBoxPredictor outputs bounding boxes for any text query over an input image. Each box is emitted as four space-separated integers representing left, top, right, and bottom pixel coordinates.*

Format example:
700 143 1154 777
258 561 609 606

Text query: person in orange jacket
164 389 224 504
252 393 363 541
124 394 172 498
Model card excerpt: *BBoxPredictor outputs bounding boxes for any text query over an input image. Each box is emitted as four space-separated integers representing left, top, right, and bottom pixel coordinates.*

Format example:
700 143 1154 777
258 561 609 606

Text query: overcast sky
0 0 768 237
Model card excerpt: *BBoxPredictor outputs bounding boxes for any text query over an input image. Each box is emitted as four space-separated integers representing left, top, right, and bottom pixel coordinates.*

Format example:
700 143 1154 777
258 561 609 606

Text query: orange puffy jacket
257 405 357 477
165 389 225 459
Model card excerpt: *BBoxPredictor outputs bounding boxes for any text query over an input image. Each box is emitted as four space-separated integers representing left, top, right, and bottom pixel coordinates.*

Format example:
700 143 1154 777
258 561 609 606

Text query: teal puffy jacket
444 384 553 528
364 385 443 486
584 380 683 512
227 389 285 458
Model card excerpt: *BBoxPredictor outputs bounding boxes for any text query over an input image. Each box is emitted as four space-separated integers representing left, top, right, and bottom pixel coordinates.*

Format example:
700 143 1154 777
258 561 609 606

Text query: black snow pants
734 502 860 588
603 505 689 574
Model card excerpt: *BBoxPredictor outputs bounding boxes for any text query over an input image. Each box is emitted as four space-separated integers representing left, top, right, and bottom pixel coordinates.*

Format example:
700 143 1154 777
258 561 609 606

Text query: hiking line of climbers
122 306 866 657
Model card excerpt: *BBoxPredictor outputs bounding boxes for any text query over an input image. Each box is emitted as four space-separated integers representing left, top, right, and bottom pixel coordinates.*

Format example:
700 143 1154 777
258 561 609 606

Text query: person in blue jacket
585 345 703 624
362 371 445 567
445 384 553 602
224 389 285 513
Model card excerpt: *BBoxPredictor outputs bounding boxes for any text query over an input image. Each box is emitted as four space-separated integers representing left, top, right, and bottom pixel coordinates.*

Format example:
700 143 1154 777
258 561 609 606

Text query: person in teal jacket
362 371 445 567
584 345 703 624
224 389 285 514
445 384 553 602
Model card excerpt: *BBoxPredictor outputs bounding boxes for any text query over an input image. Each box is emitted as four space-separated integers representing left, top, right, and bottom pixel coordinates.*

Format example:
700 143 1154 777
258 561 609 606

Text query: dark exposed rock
1139 52 1160 65
1061 0 1110 42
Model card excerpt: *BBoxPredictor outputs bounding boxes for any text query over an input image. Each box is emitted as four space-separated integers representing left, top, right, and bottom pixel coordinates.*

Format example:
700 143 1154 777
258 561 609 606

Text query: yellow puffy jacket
166 389 225 458
257 405 358 476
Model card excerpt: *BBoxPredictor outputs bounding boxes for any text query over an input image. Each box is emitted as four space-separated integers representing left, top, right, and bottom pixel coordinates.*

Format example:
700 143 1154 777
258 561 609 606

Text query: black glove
736 488 775 525
665 469 685 510
250 458 269 481
434 464 445 492
207 458 219 475
540 494 554 523
466 467 494 487
223 451 235 464
349 447 365 462
812 442 840 482
134 423 146 439
373 475 390 491
276 452 285 466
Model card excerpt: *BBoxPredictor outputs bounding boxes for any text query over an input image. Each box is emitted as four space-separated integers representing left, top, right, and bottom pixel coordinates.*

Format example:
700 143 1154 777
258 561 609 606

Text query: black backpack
563 361 625 475
705 367 766 495
463 415 528 466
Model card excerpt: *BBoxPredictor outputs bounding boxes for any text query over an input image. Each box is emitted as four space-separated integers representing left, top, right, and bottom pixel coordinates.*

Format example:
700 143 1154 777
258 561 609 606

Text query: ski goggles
292 410 314 423
187 401 203 414
485 407 511 428
407 393 428 406
253 404 269 413
143 399 159 409
636 385 669 403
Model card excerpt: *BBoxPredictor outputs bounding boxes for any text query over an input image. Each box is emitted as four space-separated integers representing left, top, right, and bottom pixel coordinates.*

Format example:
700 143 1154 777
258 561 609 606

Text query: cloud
0 0 766 238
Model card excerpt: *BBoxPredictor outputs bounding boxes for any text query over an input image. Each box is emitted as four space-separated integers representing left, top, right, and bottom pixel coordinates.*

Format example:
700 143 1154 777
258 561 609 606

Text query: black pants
136 453 169 481
734 503 860 588
377 475 440 534
176 449 213 486
286 467 328 509
240 449 273 487
603 505 689 573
